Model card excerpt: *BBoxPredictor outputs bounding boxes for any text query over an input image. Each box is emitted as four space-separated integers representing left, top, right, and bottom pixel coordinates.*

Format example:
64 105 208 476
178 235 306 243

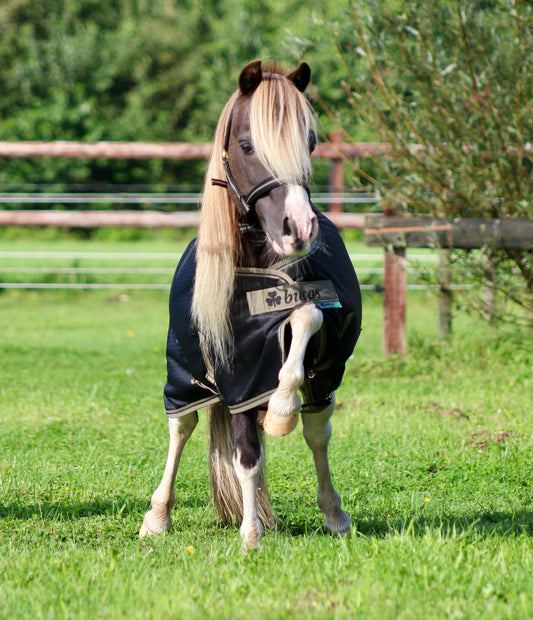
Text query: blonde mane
192 69 315 365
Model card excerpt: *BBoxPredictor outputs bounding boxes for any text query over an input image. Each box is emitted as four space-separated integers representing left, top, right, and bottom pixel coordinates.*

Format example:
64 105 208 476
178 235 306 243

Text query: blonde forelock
249 73 315 185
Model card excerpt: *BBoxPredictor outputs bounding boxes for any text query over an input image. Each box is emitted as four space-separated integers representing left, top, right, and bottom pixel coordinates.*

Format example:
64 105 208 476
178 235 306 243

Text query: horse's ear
239 60 263 95
288 63 311 92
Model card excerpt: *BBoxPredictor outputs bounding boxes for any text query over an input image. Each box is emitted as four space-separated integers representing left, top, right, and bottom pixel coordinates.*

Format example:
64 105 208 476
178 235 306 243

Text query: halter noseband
211 107 283 215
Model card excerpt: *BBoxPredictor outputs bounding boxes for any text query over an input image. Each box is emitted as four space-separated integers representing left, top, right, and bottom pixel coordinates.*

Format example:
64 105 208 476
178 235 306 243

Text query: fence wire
0 251 460 292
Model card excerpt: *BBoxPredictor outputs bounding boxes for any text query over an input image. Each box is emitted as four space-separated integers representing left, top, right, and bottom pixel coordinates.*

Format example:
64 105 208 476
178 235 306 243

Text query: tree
325 0 533 324
0 0 345 191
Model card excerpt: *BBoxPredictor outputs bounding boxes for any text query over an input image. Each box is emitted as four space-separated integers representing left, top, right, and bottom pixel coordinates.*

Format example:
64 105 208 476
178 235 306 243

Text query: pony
139 60 362 550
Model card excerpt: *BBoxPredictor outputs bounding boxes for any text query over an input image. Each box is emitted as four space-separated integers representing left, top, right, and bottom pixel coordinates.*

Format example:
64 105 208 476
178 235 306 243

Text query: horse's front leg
232 410 264 551
302 396 351 535
139 411 198 537
263 303 322 438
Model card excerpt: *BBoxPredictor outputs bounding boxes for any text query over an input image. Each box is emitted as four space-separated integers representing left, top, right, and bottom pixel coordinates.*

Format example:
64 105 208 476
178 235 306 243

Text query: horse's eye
309 131 317 153
240 142 253 155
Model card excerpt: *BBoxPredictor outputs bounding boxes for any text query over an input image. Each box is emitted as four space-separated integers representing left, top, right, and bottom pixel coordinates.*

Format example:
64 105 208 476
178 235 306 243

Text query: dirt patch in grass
466 429 512 450
427 402 469 420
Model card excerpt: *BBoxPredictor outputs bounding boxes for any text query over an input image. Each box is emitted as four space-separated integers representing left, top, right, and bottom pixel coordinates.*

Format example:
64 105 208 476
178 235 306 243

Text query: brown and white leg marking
232 411 264 551
233 448 264 551
263 303 322 438
139 411 198 538
302 397 351 535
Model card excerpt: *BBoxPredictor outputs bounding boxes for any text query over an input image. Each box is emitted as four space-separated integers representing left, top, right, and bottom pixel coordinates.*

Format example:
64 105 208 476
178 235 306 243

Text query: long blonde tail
208 403 275 528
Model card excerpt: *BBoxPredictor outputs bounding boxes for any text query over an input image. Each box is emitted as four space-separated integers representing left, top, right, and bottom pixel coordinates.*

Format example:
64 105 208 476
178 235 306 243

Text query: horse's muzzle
270 185 318 255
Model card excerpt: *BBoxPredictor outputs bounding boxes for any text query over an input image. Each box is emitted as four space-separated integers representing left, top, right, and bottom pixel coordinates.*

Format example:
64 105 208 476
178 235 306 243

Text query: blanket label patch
246 280 341 316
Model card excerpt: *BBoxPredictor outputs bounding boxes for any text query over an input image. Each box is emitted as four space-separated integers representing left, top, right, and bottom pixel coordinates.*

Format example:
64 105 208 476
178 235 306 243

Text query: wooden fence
0 135 383 214
1 139 531 355
365 215 533 354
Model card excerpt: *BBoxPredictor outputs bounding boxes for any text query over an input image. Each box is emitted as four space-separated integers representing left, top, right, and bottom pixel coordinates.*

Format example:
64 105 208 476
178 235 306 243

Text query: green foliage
326 0 533 323
0 0 348 189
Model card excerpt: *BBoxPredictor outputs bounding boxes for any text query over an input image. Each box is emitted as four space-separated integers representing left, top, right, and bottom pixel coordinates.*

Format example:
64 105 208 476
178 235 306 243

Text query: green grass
1 237 532 619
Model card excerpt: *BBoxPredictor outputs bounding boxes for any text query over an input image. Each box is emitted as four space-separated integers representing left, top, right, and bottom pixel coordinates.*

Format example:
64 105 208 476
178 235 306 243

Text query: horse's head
194 60 318 362
219 60 318 256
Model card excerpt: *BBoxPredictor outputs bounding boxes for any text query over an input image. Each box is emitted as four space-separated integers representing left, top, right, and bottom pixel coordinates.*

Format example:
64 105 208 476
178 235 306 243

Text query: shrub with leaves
327 0 532 324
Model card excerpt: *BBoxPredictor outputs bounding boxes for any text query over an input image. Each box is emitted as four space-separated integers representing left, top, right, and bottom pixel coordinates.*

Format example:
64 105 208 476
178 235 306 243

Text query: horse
139 60 362 550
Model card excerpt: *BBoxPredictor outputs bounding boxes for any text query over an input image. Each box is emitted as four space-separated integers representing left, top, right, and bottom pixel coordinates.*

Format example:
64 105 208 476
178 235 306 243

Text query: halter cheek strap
211 108 282 215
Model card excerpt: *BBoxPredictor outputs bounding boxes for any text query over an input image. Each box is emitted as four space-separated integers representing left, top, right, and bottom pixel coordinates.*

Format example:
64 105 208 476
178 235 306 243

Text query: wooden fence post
483 251 497 322
438 250 452 336
328 131 344 214
383 245 407 355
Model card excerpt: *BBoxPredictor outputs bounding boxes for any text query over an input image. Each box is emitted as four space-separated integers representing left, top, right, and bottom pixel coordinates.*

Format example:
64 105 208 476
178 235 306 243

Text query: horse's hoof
139 511 172 538
241 540 262 553
324 510 351 536
240 519 264 552
262 410 299 438
263 388 301 437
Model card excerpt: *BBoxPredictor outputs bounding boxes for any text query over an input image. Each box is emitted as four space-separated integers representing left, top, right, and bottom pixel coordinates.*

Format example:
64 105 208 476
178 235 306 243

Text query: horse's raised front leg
139 411 198 538
232 410 264 551
302 396 351 536
263 303 322 438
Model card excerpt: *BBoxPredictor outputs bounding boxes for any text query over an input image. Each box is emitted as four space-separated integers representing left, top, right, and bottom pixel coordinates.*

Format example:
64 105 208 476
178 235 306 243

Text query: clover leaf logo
266 290 282 307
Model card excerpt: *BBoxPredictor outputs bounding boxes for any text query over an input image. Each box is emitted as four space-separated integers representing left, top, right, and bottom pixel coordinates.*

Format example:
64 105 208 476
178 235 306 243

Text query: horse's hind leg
139 411 198 537
263 303 322 437
302 396 351 536
232 411 264 551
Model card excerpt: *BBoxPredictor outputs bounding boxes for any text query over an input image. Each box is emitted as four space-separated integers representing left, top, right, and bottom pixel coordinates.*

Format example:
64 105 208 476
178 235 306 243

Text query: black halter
211 108 283 215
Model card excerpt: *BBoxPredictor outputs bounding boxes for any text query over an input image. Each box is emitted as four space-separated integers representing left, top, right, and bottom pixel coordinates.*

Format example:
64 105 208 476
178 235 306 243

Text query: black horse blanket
164 210 362 417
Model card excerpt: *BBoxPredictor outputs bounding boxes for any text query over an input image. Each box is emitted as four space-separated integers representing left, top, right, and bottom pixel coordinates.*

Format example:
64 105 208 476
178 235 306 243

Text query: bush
326 0 533 324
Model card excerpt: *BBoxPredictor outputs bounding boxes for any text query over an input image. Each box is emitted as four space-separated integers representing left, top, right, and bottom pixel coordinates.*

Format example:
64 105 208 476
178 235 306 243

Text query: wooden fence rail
0 140 391 160
364 215 533 251
0 209 368 230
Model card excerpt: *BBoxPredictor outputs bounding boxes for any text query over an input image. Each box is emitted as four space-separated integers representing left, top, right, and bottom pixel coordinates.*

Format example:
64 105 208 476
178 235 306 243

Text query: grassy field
1 236 532 619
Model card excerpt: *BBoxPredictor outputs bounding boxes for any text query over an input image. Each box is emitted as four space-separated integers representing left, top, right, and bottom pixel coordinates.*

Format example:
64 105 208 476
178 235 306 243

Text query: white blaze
285 185 314 242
